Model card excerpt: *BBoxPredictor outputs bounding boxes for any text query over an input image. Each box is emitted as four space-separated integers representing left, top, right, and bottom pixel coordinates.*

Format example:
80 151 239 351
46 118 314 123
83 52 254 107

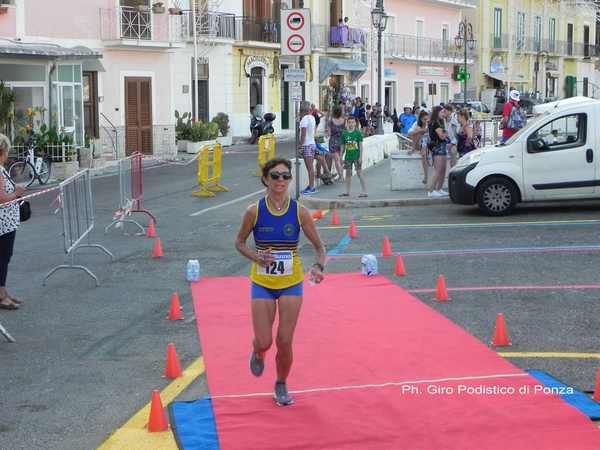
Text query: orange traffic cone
152 238 164 258
312 210 323 220
348 221 358 239
435 275 450 302
164 343 183 379
146 221 157 238
395 255 406 277
382 236 393 257
491 313 511 347
167 293 183 321
331 210 341 226
147 390 169 432
593 368 600 403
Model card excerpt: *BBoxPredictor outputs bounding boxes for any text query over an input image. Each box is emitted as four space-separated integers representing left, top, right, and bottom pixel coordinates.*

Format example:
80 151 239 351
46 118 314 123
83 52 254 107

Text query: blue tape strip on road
169 399 220 450
328 235 352 256
527 370 600 420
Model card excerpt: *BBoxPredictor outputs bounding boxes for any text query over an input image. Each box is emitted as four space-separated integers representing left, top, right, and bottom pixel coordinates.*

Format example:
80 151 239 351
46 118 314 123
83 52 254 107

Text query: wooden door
125 77 153 155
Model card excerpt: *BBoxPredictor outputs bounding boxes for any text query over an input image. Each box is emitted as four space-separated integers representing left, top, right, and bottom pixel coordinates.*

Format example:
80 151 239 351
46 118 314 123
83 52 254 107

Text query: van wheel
476 177 518 216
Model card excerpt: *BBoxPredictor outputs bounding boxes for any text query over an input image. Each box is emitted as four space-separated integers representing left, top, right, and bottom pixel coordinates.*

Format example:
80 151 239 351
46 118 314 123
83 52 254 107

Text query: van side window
529 113 586 151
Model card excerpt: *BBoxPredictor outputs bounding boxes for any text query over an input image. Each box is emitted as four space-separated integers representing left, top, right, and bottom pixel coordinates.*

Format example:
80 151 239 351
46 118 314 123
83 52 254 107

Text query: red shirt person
501 90 522 141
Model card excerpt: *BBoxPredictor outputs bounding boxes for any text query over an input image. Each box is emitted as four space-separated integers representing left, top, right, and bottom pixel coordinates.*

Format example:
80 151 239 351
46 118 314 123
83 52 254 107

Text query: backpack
507 105 526 130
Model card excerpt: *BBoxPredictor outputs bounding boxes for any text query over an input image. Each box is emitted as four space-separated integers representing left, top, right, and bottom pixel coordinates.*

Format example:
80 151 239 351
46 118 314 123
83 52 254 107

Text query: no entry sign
281 9 311 56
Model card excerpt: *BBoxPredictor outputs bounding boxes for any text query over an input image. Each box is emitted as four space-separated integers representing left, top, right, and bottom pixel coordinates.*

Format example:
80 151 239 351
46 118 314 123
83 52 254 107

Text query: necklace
267 196 287 211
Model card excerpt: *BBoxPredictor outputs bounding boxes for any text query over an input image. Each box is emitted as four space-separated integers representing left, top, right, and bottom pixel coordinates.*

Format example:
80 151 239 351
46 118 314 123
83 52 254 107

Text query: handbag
18 201 31 222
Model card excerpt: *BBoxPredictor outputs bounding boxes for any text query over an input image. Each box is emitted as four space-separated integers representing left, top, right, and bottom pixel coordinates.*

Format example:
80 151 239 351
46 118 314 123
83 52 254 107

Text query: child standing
339 117 368 198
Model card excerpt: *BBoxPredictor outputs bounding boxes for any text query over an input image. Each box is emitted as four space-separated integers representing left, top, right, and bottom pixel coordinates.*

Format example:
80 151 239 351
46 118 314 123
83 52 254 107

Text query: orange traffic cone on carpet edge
491 313 511 347
146 221 157 238
312 210 323 220
152 238 164 258
382 236 393 257
593 368 600 403
395 255 406 277
167 293 183 321
435 275 450 302
164 343 183 379
348 221 358 239
331 210 341 226
147 390 169 432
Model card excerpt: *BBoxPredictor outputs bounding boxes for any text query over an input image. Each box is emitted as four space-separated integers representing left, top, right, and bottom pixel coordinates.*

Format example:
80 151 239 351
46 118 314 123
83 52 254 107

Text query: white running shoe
438 189 449 196
428 191 443 198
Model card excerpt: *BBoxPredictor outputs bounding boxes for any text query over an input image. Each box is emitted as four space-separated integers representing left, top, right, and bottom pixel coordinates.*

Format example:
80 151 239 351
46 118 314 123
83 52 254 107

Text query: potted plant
186 121 219 153
175 110 192 152
152 2 165 13
168 6 182 15
0 81 15 136
212 113 232 147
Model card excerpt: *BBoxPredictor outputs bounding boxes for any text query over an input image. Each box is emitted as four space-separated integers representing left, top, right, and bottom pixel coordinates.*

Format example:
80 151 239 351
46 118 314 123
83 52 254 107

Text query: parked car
450 101 491 119
448 97 600 215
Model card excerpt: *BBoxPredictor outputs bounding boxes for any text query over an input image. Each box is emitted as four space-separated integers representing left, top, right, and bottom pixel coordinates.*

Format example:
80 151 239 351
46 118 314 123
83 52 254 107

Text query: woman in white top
0 134 25 310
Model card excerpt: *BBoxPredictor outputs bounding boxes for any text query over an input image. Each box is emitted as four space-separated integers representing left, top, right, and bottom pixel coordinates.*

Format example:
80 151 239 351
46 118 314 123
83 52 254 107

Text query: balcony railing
234 16 279 43
384 33 473 63
427 0 476 7
491 33 511 50
311 24 367 50
180 11 236 41
100 7 186 43
503 33 597 58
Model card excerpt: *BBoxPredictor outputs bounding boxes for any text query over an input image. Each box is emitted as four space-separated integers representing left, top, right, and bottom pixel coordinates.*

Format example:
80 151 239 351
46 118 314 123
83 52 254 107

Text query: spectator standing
298 101 318 195
456 109 476 157
399 104 417 136
444 104 460 167
427 106 450 197
408 111 430 185
325 106 346 181
500 90 526 143
338 117 368 198
0 134 25 310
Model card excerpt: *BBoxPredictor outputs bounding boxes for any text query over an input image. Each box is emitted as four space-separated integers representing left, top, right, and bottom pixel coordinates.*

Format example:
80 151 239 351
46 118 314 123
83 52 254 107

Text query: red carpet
192 273 600 449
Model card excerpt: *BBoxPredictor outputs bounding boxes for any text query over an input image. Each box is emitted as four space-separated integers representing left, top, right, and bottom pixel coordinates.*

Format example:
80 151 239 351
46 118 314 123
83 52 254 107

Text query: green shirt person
339 117 368 198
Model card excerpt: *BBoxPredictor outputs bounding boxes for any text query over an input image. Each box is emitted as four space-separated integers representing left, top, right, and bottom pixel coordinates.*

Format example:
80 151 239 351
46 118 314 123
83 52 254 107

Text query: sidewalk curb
299 196 451 209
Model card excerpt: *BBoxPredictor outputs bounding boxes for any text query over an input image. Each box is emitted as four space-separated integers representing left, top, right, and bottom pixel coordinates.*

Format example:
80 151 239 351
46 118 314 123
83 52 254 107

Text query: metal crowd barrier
192 143 228 197
44 169 114 286
105 153 156 234
254 134 276 176
473 117 503 147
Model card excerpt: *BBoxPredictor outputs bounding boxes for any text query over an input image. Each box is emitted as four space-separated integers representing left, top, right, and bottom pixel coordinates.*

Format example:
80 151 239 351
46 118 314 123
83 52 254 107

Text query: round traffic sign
287 12 304 31
286 34 305 53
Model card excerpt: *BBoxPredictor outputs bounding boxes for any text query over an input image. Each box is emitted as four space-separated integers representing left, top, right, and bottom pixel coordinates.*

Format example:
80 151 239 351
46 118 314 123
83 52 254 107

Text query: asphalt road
1 142 600 449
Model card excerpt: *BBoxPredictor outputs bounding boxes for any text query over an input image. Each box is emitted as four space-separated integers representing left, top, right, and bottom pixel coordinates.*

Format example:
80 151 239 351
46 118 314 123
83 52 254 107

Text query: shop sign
418 66 447 77
245 56 269 76
384 68 396 78
490 56 504 74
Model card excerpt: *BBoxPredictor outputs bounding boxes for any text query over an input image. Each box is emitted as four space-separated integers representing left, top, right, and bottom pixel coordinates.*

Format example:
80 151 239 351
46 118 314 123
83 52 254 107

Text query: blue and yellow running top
250 197 304 289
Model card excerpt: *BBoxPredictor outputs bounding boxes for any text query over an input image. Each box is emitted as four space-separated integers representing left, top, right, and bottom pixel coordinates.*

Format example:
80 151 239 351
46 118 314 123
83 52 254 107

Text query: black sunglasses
269 171 292 181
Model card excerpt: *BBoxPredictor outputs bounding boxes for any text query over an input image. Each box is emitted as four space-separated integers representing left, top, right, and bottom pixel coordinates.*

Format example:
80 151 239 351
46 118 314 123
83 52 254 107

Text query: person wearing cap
501 90 525 142
399 104 417 136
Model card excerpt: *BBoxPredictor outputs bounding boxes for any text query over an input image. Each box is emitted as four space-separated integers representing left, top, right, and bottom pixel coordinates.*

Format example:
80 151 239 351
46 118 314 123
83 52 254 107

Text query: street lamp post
454 19 476 106
371 0 388 135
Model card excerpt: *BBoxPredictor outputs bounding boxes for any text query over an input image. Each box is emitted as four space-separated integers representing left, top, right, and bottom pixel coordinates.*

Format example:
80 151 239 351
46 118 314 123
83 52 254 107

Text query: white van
449 98 600 215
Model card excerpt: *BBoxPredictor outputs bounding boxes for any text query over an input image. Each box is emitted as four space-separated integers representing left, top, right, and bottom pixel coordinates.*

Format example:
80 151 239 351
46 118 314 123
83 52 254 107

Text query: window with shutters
125 77 153 155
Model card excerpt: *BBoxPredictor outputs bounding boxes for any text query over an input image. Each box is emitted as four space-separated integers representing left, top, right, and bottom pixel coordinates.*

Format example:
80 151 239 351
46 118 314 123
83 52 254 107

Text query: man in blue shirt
399 104 417 136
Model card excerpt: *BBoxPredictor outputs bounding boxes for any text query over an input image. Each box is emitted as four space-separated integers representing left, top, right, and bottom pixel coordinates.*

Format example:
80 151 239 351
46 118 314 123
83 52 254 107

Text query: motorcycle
250 112 276 144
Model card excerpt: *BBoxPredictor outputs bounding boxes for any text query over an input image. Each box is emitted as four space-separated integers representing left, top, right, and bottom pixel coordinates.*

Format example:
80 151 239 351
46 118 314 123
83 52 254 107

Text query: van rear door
522 111 595 200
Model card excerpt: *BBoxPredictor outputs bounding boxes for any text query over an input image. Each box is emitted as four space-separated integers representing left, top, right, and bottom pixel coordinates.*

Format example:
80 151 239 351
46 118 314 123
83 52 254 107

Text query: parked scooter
250 111 276 144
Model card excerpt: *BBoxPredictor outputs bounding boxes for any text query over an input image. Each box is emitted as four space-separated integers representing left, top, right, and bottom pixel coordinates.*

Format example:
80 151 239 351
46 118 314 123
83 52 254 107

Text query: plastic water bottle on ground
186 259 200 282
361 254 378 276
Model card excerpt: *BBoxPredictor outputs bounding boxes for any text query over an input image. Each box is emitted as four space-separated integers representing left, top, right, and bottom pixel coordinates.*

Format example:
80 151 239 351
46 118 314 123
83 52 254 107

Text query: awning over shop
484 71 527 84
0 39 101 60
319 57 367 83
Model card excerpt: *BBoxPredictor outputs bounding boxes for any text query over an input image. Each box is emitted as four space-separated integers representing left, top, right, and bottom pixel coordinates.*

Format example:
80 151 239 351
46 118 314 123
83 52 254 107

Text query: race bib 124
258 251 293 276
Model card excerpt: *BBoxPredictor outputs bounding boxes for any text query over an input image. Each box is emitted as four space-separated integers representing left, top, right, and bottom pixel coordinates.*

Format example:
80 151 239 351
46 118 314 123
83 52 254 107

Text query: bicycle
8 143 52 187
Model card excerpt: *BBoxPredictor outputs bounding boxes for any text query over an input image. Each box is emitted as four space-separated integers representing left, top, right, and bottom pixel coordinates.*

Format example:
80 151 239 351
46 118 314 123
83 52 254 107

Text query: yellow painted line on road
318 218 600 230
499 352 600 359
97 357 205 450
